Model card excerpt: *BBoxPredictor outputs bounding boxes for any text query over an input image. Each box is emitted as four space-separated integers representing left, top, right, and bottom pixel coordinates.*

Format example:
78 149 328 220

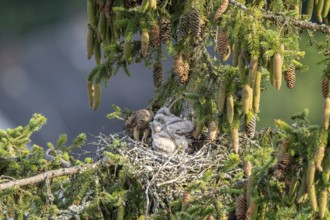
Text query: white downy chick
150 107 193 153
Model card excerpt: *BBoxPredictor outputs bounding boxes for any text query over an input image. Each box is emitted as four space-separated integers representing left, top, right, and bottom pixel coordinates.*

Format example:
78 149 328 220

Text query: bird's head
150 121 163 133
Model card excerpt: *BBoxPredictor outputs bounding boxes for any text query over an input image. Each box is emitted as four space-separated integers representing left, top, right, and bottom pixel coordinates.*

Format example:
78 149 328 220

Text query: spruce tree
1 0 330 219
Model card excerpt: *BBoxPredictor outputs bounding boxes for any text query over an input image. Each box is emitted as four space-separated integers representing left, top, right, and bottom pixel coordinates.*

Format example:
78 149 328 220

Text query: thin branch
229 0 330 35
264 13 330 35
156 177 181 187
0 158 114 191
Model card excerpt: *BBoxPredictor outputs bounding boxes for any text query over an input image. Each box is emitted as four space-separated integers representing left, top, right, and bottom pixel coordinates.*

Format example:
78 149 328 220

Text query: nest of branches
92 132 255 216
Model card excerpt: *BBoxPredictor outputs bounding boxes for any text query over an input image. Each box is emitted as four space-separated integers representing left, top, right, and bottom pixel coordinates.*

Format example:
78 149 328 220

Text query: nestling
125 109 154 142
150 107 193 154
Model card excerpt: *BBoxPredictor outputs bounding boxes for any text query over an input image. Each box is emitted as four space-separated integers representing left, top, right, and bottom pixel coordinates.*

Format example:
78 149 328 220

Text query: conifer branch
264 14 330 35
229 0 330 34
0 158 114 191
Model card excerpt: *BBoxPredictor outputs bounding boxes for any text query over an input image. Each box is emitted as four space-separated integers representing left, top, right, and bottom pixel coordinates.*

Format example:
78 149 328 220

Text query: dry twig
0 159 113 191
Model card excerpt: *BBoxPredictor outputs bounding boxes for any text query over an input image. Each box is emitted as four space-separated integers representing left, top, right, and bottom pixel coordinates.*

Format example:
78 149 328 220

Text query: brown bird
125 109 154 142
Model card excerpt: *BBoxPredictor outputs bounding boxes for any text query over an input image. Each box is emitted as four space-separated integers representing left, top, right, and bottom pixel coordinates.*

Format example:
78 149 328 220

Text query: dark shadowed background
0 1 325 147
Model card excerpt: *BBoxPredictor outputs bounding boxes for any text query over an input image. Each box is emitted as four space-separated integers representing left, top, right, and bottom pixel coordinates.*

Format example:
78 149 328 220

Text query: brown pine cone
274 152 292 179
322 76 329 98
214 0 229 21
174 54 189 83
235 194 247 220
284 65 296 89
160 17 171 43
217 31 230 60
150 24 161 47
177 14 189 41
190 8 201 38
245 115 256 139
153 61 163 89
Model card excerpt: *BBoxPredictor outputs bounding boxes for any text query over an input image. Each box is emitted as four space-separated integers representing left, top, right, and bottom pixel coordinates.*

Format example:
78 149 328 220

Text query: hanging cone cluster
214 0 229 21
153 61 163 89
177 14 190 41
150 24 161 47
235 194 247 220
274 153 292 180
284 65 296 89
322 76 329 98
245 115 256 139
217 31 230 60
189 8 201 38
160 17 171 43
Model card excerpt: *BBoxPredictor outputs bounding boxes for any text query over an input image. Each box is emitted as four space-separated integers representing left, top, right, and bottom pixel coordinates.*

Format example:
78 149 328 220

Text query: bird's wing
125 112 136 128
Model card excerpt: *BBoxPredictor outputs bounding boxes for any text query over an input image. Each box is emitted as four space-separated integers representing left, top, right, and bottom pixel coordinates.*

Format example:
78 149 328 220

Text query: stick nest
92 132 253 215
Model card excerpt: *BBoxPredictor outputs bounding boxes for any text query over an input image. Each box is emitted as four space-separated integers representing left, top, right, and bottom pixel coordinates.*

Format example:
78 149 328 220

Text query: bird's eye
156 117 161 122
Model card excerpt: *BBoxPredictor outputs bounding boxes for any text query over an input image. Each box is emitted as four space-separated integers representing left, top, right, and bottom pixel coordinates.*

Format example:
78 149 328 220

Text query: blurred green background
259 33 325 128
0 0 326 136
